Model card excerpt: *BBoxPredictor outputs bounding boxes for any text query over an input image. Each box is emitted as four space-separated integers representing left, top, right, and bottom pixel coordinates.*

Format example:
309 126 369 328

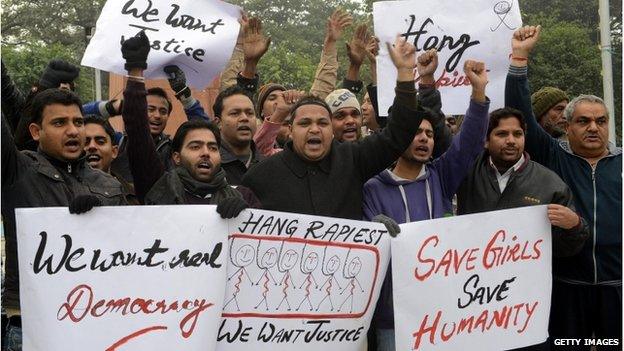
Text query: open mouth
237 126 252 133
415 145 429 153
64 139 80 151
343 127 357 138
197 161 212 170
306 137 322 147
86 154 101 163
149 120 163 128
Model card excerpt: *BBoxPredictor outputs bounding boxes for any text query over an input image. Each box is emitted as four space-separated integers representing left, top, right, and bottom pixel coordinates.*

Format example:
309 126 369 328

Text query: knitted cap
531 87 569 120
256 83 286 119
325 89 361 116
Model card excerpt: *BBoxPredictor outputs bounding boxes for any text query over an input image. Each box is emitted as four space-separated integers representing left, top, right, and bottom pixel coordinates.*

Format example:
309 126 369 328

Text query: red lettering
414 235 439 281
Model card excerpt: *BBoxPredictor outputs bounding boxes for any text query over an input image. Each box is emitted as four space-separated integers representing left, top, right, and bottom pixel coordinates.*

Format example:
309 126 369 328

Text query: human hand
270 90 305 123
325 8 352 42
346 24 371 67
243 17 271 63
463 59 488 102
386 35 416 80
511 25 541 58
121 31 150 71
548 204 580 230
416 49 438 84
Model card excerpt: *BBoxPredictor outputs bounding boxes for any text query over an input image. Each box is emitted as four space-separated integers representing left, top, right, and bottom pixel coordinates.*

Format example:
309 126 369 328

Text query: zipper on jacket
67 163 72 173
591 166 598 284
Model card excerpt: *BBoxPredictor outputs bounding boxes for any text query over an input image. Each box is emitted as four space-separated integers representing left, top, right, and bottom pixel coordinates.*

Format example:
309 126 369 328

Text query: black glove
39 59 80 90
216 197 248 219
372 214 401 237
121 31 150 71
69 195 102 214
164 65 191 98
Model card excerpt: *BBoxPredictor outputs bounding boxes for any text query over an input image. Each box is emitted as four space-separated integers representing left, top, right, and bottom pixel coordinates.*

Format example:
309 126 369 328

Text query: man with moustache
83 116 138 204
531 86 569 139
119 31 259 214
212 85 264 185
506 25 621 348
242 36 427 221
1 90 127 350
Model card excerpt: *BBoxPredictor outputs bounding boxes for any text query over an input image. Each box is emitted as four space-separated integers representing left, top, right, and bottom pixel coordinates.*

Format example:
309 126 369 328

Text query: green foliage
2 43 95 101
230 0 369 91
527 16 602 98
1 0 620 141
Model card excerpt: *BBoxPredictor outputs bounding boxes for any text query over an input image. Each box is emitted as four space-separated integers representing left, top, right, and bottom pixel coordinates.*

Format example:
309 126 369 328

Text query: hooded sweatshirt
363 98 490 329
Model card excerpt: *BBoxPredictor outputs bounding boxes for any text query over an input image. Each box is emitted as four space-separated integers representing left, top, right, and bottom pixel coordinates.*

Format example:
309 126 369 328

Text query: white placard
392 206 552 350
81 0 241 88
17 206 229 351
373 0 522 115
217 209 391 351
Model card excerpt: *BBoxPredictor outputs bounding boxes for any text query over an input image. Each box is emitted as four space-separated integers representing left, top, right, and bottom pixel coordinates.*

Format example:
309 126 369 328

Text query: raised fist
121 31 150 71
416 49 438 83
463 60 488 101
511 25 541 58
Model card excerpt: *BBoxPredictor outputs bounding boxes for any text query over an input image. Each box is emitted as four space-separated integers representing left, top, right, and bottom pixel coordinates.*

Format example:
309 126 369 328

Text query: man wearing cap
531 86 569 139
325 88 363 142
242 36 426 221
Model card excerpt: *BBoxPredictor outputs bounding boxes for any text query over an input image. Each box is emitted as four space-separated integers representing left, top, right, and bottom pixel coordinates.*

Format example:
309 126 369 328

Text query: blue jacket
363 98 489 329
506 65 622 285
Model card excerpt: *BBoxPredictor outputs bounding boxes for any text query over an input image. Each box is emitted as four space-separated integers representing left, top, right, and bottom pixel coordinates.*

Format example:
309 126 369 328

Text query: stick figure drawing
224 241 255 311
338 249 364 313
316 247 342 311
297 244 320 311
275 243 299 311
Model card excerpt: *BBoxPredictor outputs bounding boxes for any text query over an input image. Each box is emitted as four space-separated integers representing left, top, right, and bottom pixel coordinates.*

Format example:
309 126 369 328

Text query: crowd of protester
0 8 621 351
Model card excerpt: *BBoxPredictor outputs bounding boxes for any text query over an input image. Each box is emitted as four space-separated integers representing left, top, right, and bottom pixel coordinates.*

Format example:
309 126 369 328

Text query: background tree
1 0 620 141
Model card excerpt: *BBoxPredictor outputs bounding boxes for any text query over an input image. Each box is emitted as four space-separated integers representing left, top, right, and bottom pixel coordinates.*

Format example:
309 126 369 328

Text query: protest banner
81 0 241 88
217 209 391 351
392 206 552 350
17 205 228 351
373 0 522 115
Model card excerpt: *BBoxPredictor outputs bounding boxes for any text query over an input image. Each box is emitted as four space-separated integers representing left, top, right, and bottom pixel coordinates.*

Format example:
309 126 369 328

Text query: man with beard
119 31 259 214
362 59 490 350
83 115 138 204
325 88 362 142
506 25 621 348
242 36 426 221
531 86 569 139
2 89 127 350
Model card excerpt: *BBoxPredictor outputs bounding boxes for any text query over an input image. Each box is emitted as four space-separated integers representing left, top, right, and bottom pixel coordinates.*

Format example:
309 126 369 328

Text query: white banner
218 209 391 351
373 0 522 115
81 0 241 88
17 206 229 351
392 206 552 350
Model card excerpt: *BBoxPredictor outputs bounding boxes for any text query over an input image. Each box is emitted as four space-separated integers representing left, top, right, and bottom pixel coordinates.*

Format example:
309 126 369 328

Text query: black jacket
457 151 589 258
1 116 127 309
242 81 423 220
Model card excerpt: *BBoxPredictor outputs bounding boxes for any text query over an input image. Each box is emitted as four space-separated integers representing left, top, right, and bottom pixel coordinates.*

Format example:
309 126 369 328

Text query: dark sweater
242 81 424 220
457 151 589 258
